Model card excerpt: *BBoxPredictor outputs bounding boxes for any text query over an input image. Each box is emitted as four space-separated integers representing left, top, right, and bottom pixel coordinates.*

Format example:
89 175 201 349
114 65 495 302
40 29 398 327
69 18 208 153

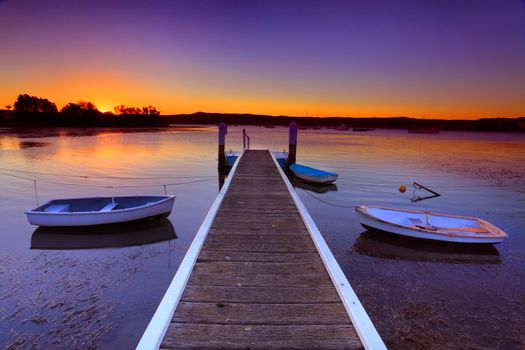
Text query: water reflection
353 231 501 264
0 127 523 349
218 168 230 191
19 141 50 149
31 218 176 250
290 177 338 193
1 127 173 139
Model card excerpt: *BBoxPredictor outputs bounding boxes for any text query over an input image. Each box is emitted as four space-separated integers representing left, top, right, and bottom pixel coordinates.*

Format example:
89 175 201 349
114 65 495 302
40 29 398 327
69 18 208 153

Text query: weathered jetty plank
179 285 342 304
162 324 361 350
161 150 362 349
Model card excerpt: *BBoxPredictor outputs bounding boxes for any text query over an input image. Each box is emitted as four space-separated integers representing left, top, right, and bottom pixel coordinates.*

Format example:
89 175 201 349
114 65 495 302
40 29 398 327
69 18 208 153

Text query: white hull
294 172 338 183
355 206 507 244
26 196 175 227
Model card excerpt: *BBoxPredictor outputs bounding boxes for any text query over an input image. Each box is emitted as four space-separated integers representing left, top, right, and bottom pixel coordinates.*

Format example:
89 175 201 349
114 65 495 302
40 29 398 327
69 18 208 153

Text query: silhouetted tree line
113 105 160 116
2 94 523 131
2 94 168 127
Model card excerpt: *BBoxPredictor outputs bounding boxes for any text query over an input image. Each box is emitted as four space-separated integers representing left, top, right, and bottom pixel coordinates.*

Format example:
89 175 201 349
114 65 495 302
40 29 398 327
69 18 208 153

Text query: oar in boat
411 225 489 233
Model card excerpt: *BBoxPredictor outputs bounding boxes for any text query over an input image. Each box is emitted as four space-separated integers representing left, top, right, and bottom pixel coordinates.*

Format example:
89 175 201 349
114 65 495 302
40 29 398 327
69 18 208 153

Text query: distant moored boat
408 128 439 134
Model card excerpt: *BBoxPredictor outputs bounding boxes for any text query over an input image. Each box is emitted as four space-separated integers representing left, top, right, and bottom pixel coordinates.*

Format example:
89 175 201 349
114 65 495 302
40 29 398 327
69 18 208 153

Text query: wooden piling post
217 168 227 191
218 122 227 169
288 121 298 165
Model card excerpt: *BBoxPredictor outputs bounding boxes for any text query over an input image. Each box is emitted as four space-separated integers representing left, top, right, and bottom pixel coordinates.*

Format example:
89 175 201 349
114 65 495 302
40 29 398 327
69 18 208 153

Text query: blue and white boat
25 196 175 227
289 163 338 183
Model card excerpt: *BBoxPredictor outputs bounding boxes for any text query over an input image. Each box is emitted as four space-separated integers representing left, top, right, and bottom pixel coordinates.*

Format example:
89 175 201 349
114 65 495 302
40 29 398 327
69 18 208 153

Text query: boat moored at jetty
25 196 175 227
355 205 508 244
291 177 337 193
225 150 288 168
289 163 338 183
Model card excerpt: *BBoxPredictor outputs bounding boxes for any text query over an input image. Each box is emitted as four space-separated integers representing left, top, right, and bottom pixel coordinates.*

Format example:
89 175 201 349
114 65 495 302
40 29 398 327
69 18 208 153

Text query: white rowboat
25 196 175 227
355 205 508 244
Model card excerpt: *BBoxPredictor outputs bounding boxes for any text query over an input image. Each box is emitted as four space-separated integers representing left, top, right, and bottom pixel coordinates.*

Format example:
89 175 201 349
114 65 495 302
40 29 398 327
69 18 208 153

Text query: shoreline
2 110 523 132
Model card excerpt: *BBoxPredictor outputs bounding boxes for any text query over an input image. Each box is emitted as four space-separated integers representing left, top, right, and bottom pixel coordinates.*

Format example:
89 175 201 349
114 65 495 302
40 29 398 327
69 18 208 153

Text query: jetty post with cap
218 122 227 169
288 121 298 166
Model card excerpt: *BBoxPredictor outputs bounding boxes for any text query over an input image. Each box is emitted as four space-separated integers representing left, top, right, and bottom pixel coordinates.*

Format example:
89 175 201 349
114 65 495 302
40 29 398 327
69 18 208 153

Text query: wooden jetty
138 150 385 349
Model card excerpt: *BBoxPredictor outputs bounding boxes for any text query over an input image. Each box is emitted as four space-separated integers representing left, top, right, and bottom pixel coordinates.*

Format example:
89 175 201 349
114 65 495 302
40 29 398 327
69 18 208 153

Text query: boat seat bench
44 204 70 212
409 218 425 226
100 202 119 212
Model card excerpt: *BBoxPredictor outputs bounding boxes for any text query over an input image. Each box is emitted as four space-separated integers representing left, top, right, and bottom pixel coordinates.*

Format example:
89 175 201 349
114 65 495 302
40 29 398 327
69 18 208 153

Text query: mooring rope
0 167 215 180
0 171 215 188
33 180 39 206
502 223 524 232
299 188 357 208
0 170 215 207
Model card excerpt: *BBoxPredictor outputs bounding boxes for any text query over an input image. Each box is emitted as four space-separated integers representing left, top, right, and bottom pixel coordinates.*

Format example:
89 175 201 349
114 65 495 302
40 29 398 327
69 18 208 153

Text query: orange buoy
398 185 406 193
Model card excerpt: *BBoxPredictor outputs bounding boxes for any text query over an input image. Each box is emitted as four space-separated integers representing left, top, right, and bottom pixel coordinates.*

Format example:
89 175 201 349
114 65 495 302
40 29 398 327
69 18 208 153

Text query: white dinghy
26 196 175 227
355 205 508 244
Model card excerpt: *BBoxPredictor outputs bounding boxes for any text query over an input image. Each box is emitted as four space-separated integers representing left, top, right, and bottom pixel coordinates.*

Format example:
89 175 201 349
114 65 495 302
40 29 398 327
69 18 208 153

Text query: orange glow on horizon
1 1 524 121
94 103 113 113
1 70 523 120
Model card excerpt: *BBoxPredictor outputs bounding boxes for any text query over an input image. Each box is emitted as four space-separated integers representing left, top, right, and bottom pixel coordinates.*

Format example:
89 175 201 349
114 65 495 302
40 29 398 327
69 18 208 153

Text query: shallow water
0 126 524 349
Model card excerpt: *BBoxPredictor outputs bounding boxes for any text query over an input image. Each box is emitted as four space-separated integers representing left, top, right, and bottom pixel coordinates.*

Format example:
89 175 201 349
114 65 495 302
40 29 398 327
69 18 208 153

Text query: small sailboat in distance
408 114 439 133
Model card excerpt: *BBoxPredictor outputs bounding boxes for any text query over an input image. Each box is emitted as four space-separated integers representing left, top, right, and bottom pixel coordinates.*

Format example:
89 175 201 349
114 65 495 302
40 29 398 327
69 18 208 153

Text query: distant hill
1 109 524 131
165 112 525 132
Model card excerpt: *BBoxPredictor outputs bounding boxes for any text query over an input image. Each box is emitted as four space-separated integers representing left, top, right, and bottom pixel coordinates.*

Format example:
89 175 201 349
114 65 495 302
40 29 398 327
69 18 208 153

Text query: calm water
0 126 524 349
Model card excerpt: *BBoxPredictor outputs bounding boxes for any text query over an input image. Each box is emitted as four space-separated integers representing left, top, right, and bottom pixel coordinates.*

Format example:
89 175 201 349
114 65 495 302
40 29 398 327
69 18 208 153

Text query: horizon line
2 108 524 121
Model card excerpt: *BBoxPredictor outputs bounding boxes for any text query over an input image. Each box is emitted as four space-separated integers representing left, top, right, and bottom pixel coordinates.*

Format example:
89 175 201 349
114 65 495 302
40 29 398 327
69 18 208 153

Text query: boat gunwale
356 205 508 239
25 195 176 216
290 163 338 177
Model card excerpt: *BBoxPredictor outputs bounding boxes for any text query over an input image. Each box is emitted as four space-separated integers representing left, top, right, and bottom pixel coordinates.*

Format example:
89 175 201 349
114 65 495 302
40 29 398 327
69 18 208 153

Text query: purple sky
1 0 524 118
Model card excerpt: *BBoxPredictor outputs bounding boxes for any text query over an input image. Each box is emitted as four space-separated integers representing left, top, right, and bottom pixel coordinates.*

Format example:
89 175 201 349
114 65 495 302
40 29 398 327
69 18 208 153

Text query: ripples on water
0 126 524 349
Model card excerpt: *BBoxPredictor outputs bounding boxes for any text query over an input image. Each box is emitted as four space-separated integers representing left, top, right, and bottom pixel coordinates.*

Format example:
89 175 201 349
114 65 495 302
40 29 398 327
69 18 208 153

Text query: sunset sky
0 0 524 119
